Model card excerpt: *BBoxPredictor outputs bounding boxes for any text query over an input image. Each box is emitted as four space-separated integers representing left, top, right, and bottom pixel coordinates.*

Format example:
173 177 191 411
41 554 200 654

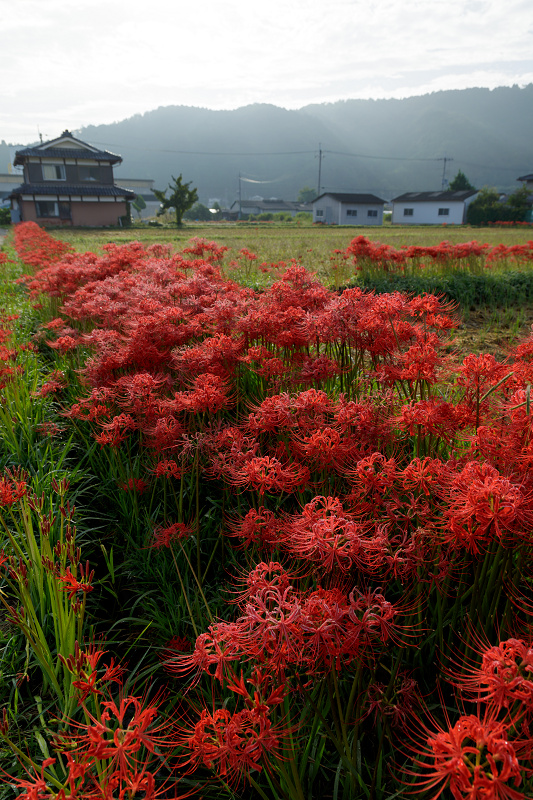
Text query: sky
2 0 533 145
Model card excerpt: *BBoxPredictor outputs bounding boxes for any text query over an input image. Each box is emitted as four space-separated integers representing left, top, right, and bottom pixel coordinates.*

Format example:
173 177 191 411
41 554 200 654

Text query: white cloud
1 0 532 142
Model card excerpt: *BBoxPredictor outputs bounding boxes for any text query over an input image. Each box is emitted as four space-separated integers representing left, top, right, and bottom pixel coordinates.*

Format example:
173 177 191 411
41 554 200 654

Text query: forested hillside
5 85 532 206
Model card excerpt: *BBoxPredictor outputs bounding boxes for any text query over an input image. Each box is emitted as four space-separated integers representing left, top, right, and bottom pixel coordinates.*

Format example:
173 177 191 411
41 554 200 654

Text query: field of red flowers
1 221 533 799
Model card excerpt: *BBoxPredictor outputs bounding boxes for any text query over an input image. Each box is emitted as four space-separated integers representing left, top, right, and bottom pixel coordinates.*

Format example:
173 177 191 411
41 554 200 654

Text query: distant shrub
0 208 10 225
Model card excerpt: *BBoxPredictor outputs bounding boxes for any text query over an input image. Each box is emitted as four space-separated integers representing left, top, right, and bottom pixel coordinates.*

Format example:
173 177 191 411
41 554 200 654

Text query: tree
507 185 530 218
297 186 318 203
154 175 198 227
132 195 146 219
183 202 213 222
449 170 476 191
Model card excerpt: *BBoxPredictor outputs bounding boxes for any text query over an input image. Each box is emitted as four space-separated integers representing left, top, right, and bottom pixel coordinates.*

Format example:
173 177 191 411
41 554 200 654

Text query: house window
36 201 59 217
438 208 450 216
36 201 71 219
79 166 100 181
316 209 324 217
403 208 414 216
42 164 66 181
367 209 378 217
346 209 357 217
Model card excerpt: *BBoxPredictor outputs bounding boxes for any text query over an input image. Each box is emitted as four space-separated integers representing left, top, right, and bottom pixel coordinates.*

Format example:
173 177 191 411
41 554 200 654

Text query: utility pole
317 143 323 197
238 173 242 220
441 155 453 190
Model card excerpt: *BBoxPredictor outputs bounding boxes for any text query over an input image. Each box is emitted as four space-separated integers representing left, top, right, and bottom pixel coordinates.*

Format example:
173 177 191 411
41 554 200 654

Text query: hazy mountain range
2 85 532 206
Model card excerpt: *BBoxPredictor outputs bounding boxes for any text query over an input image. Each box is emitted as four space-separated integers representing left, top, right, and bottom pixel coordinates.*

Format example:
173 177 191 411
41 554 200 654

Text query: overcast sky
2 0 533 145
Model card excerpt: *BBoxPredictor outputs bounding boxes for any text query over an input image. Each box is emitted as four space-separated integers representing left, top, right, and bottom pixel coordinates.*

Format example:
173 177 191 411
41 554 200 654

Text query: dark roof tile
314 192 385 204
10 183 136 198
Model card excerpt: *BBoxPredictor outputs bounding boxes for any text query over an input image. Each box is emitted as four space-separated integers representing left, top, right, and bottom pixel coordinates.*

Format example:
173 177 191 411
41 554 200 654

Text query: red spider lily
404 709 528 800
95 413 138 447
365 672 421 729
227 455 310 496
225 508 280 550
444 462 532 552
62 693 171 785
58 562 95 602
396 398 473 446
144 415 185 453
447 636 533 715
174 373 232 414
238 561 295 599
279 496 370 573
177 703 281 787
0 470 28 506
290 425 351 471
344 452 398 500
152 459 182 479
168 622 246 684
118 478 149 493
150 522 193 549
32 370 68 398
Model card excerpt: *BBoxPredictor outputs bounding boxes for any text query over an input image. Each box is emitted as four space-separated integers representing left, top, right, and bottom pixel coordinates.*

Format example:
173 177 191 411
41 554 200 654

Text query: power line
324 149 447 163
90 139 315 157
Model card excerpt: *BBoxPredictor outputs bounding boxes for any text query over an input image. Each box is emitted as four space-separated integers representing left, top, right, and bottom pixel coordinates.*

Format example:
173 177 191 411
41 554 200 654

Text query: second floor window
42 164 65 181
79 166 100 181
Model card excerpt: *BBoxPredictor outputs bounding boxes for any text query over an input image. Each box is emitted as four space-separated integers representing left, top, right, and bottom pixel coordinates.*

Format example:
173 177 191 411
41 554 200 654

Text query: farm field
50 222 533 280
50 222 533 357
1 221 533 799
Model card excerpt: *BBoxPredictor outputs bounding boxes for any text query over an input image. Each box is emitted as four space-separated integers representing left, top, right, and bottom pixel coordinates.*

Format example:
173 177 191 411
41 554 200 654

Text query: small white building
391 190 478 225
312 193 385 225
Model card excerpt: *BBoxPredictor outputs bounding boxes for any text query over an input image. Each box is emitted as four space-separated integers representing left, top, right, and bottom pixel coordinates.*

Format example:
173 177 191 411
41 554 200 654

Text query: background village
1 130 532 229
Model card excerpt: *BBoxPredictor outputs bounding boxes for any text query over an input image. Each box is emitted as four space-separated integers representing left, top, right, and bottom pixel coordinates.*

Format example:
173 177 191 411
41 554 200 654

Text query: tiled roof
314 193 385 204
14 148 122 165
518 174 533 181
392 190 478 203
10 183 136 198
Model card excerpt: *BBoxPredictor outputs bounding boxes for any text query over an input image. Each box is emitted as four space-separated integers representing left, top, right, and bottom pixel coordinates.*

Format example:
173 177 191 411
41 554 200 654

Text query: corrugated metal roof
392 190 478 203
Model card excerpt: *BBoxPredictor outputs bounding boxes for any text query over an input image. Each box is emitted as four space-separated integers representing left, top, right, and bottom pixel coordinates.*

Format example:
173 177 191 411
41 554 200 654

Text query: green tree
465 185 532 225
507 185 530 218
154 174 198 227
183 202 213 222
132 195 146 219
297 186 318 203
449 170 476 191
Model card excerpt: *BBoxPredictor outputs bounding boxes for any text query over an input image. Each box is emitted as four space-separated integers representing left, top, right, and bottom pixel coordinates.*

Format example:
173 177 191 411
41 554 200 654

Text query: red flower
406 711 526 800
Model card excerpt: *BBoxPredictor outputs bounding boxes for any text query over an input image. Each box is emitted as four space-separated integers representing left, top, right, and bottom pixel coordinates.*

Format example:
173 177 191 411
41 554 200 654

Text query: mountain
16 86 533 206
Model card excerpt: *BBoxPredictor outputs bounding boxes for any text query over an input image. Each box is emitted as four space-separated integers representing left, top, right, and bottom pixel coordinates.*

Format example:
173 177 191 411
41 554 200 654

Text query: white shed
391 190 478 225
312 193 385 225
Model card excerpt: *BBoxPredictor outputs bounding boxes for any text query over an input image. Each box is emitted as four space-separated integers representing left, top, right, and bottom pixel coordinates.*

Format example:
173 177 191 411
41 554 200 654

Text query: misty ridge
3 85 532 207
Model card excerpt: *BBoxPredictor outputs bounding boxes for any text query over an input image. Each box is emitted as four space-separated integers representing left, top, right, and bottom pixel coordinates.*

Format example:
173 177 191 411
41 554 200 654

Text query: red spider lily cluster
6 221 533 797
341 234 533 273
13 220 74 269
